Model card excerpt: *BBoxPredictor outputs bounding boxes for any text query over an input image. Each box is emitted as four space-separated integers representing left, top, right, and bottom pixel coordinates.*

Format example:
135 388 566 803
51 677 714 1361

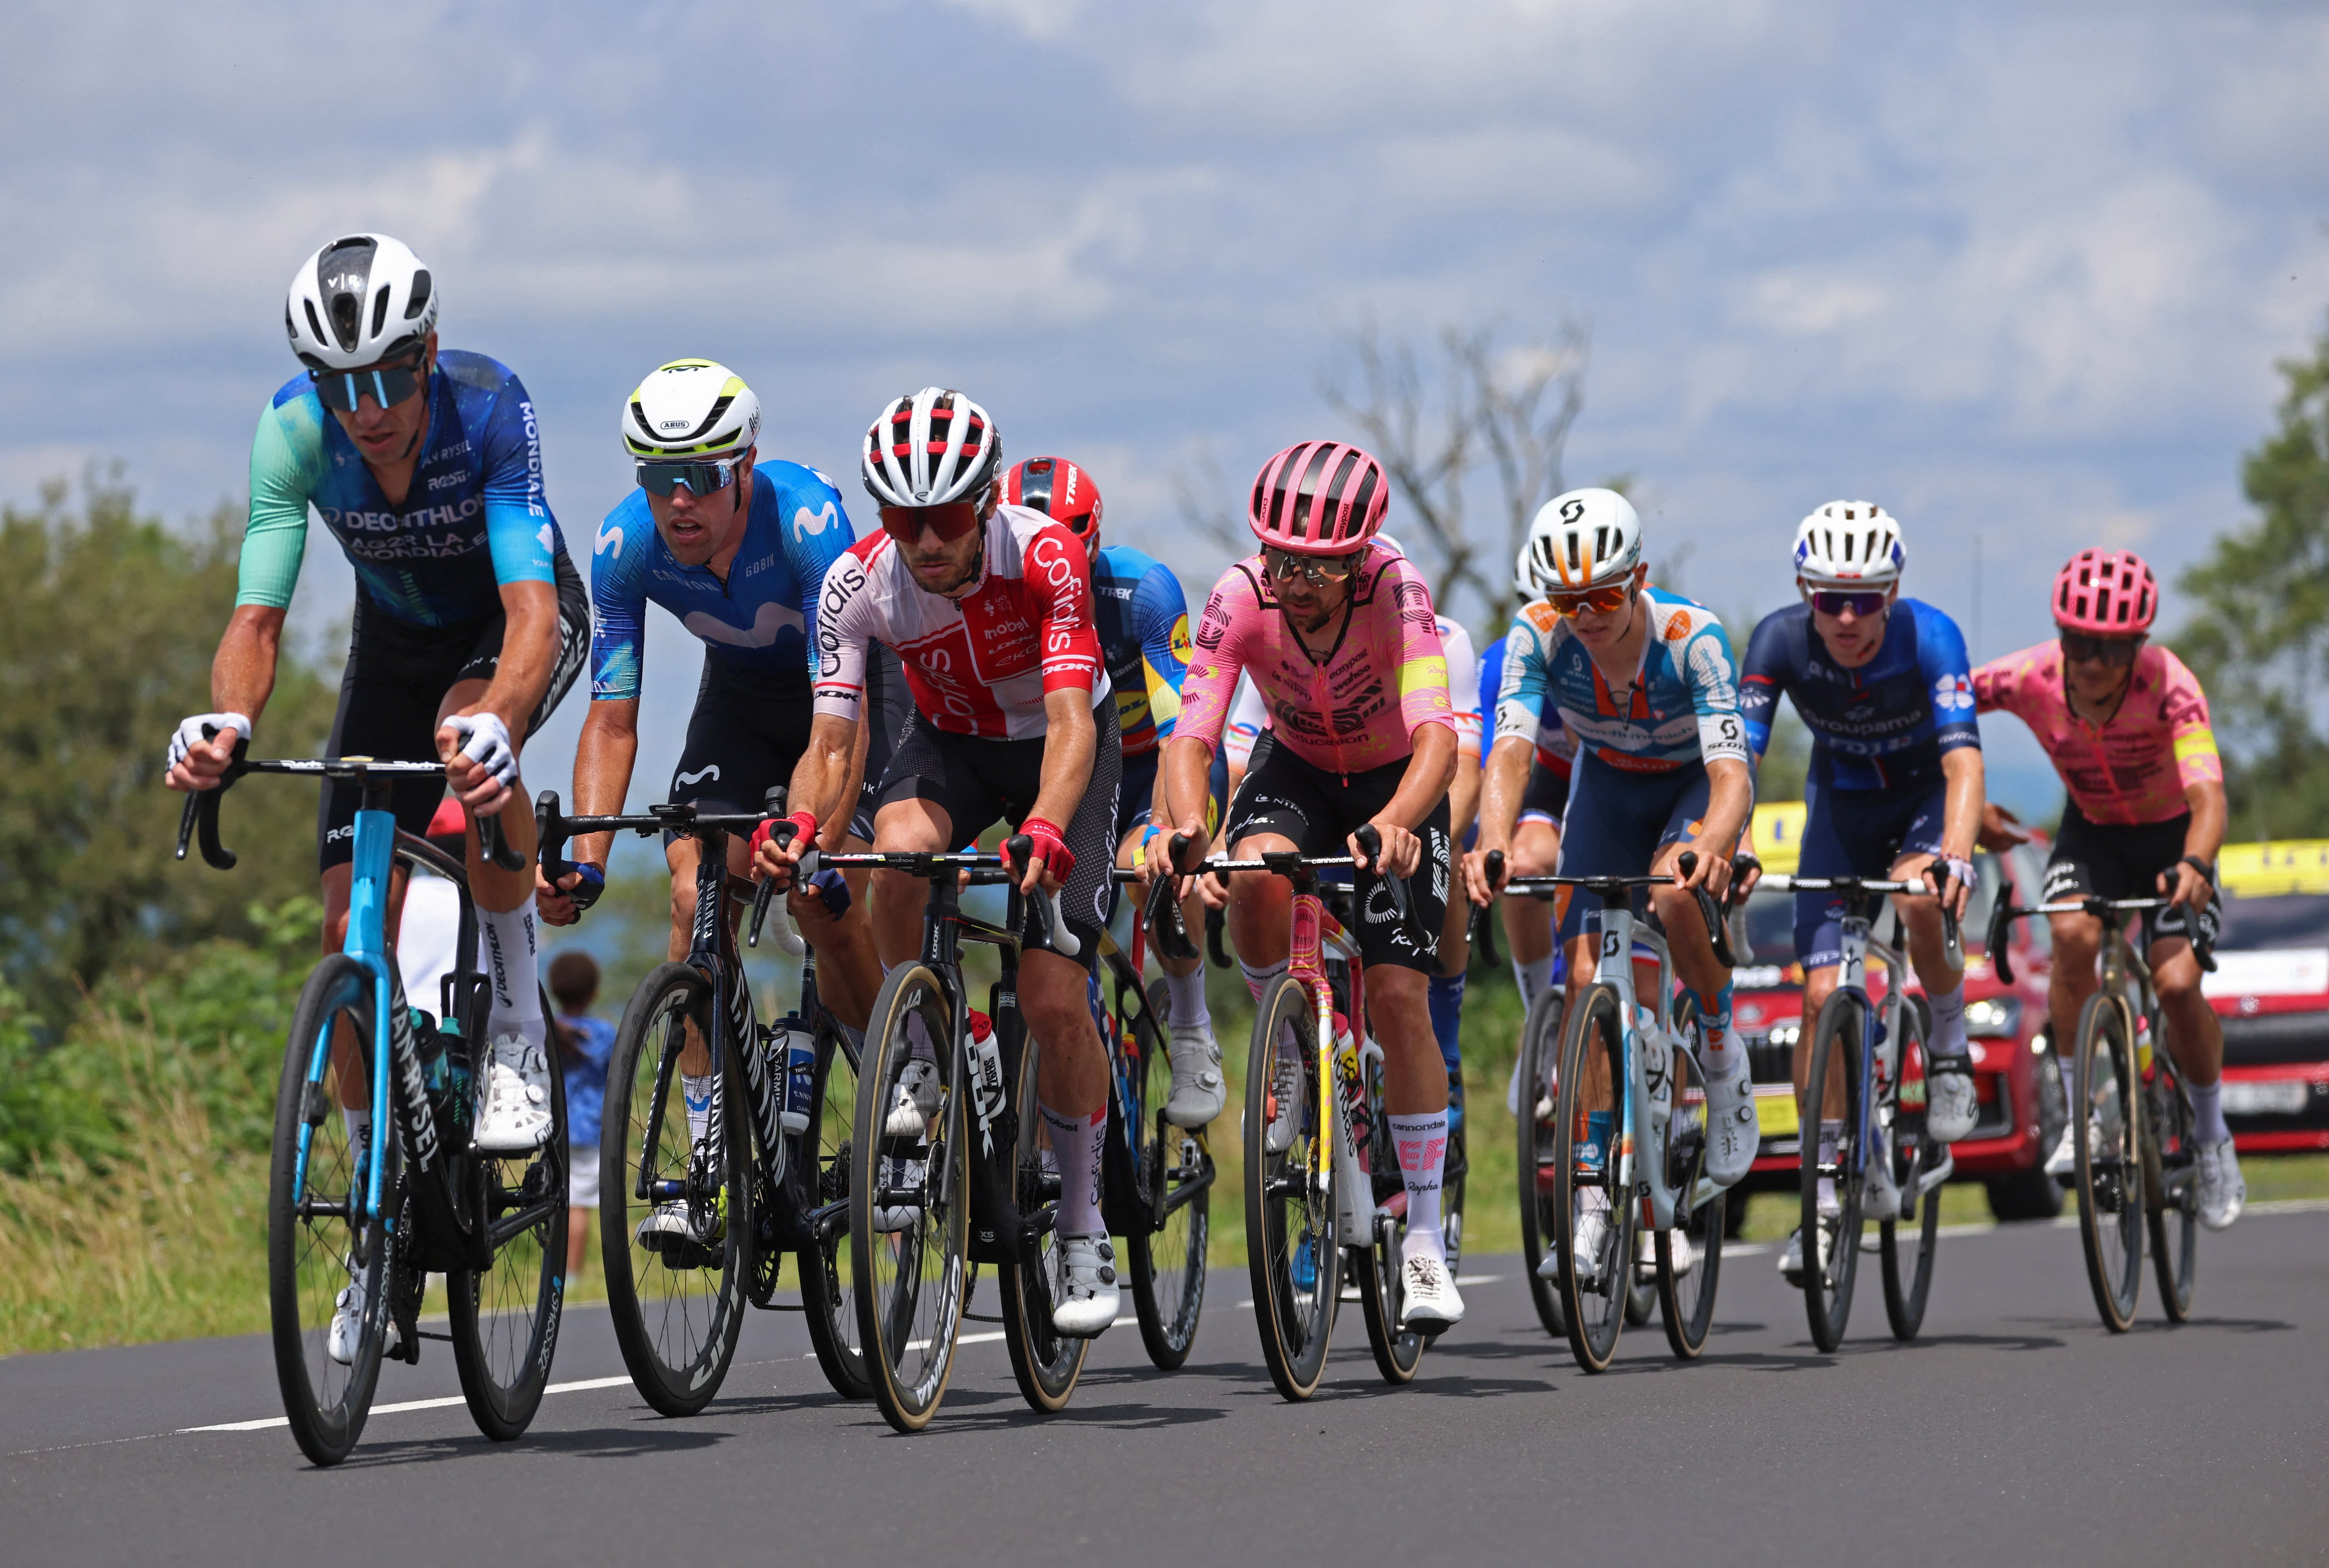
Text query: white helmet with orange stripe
1520 487 1641 595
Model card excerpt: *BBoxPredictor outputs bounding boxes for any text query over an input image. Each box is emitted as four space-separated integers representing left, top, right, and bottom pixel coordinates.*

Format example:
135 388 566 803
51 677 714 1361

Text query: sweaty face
649 455 753 568
328 332 436 468
1805 583 1894 668
902 514 986 597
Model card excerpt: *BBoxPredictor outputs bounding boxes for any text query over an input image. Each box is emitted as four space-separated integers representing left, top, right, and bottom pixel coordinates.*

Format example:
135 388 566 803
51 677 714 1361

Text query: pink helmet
2052 549 2157 636
1248 441 1387 555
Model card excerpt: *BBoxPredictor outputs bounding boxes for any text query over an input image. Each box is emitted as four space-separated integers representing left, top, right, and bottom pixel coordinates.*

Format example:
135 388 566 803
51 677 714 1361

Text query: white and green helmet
620 359 761 459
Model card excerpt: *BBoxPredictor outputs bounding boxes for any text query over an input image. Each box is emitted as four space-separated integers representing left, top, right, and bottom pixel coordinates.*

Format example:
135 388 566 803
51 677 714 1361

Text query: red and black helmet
1249 440 1388 555
1004 456 1103 537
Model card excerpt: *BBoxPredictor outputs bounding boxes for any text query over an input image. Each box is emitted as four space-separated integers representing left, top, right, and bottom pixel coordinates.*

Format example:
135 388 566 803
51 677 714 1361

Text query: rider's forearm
571 700 639 869
785 714 859 832
211 606 286 726
1163 737 1213 838
1030 689 1096 829
1477 736 1533 852
1700 757 1754 853
2184 777 2228 865
1448 750 1481 842
475 579 560 738
1380 723 1457 832
1939 747 1984 862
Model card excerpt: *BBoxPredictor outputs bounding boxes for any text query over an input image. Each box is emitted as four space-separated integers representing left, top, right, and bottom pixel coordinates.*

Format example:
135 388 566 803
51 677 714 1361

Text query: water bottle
1635 1006 1672 1131
1580 1110 1613 1177
780 1026 816 1136
413 1008 448 1093
1333 1014 1369 1150
965 1008 1005 1125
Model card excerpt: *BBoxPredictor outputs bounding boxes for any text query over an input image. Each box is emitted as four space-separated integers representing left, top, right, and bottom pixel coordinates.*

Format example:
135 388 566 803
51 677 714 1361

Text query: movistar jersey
1740 598 1979 791
235 351 565 627
1094 544 1192 758
1494 586 1747 774
588 460 858 703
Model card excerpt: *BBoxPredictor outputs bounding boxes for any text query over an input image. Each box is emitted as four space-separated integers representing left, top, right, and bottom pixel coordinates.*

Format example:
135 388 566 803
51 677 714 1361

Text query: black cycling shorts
1519 759 1570 826
2044 804 2220 950
320 553 589 870
1223 731 1449 974
876 698 1122 970
665 644 907 847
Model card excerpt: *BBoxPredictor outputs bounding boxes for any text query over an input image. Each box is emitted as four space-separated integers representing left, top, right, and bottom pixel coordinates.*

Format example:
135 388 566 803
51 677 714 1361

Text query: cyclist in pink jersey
1974 549 2241 1228
1161 440 1464 1330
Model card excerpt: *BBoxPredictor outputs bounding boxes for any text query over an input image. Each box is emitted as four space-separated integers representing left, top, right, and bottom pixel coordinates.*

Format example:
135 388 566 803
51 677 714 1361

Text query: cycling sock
1427 973 1466 1074
1927 984 1970 1065
1388 1110 1449 1264
342 1107 371 1162
1513 954 1554 1005
1165 967 1211 1030
1239 958 1287 1005
1691 982 1740 1078
1817 1120 1841 1213
2188 1078 2231 1145
682 1074 715 1149
1041 1103 1107 1239
478 899 546 1053
884 965 937 1061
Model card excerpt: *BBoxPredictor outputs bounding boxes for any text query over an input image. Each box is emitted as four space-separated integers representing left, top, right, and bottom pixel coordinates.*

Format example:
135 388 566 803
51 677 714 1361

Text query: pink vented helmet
1248 441 1388 556
2052 549 2158 636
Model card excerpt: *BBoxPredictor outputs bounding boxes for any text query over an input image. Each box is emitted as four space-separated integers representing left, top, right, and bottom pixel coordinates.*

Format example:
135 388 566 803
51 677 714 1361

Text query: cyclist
754 388 1126 1336
1161 442 1467 1331
535 361 897 1204
1732 502 1985 1285
1973 549 2242 1229
1003 455 1225 1129
1463 487 1757 1287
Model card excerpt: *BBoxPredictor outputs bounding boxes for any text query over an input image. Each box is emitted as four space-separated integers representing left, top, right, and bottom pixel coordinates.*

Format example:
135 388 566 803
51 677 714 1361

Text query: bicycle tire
800 1016 872 1399
1654 1013 1724 1360
1801 988 1866 1353
1244 973 1340 1401
1127 979 1207 1370
600 962 752 1416
1356 1059 1426 1384
268 954 397 1466
1624 1244 1656 1327
2147 1057 2199 1323
1553 981 1634 1372
1880 999 1939 1343
449 985 571 1440
1001 1025 1090 1412
1513 988 1568 1340
2071 991 2144 1332
851 963 969 1433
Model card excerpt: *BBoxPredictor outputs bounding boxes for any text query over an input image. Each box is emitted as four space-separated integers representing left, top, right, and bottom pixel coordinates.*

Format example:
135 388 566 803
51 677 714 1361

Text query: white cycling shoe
1925 1064 1979 1143
1263 1052 1301 1154
1400 1252 1465 1333
634 1197 724 1250
1051 1235 1120 1337
2044 1120 2079 1179
1702 1064 1759 1187
1552 1200 1612 1286
1165 1023 1226 1128
884 1059 942 1140
872 1154 927 1234
1779 1214 1837 1289
473 1030 552 1153
327 1265 402 1365
1635 1228 1693 1281
2197 1139 2246 1231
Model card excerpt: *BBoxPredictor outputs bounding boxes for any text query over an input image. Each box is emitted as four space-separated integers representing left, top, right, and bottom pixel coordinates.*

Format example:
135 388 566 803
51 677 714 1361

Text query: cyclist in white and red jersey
1975 549 2242 1227
754 387 1127 1334
1161 442 1466 1330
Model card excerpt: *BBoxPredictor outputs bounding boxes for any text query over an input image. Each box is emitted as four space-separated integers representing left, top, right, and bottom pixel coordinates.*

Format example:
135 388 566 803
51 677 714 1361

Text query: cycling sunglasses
310 355 426 414
1549 581 1634 618
635 456 746 498
1806 588 1891 618
878 500 984 545
1264 547 1361 588
2059 630 2146 667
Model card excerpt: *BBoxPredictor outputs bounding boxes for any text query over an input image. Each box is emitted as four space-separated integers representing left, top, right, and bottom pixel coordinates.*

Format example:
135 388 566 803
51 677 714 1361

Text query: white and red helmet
1249 441 1388 555
861 387 1001 507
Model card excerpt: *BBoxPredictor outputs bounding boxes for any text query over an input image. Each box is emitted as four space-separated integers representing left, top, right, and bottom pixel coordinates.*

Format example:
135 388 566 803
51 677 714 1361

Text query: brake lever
174 732 247 870
1005 833 1080 959
747 786 807 956
1146 832 1199 962
1675 850 1737 968
477 811 525 873
1468 849 1505 968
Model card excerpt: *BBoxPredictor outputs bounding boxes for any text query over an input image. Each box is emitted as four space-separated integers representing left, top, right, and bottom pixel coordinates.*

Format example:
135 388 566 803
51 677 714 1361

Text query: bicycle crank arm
1916 1147 1955 1196
1159 1158 1216 1219
809 1198 851 1245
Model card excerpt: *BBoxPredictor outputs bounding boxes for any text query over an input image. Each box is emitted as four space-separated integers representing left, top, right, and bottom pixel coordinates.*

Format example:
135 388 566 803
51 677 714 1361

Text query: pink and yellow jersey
1972 640 2221 825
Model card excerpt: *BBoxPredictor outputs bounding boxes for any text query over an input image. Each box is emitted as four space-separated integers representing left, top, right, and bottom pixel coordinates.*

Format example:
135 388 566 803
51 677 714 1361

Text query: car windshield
2215 892 2329 950
1739 852 2007 966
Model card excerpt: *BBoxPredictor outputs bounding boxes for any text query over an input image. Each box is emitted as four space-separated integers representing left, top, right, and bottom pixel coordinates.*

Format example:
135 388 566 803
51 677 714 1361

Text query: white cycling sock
1165 967 1211 1030
1389 1110 1449 1264
682 1074 715 1149
1513 954 1554 1005
1042 1103 1107 1239
342 1106 372 1163
1927 983 1970 1064
1239 958 1288 1005
2188 1079 2231 1145
1817 1120 1841 1213
884 964 938 1061
479 899 546 1053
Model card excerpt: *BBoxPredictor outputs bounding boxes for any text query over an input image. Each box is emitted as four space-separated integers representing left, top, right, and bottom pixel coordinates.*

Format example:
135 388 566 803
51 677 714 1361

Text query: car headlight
1964 996 2022 1038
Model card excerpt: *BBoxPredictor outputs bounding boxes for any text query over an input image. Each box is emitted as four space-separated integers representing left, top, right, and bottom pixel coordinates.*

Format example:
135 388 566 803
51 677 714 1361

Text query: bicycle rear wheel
1880 1000 1940 1343
1001 1027 1089 1412
1127 979 1207 1371
1801 989 1866 1352
268 955 398 1466
852 963 969 1433
1244 974 1340 1401
449 988 570 1440
1553 981 1634 1372
2147 1062 2198 1323
1513 988 1568 1340
1655 1032 1725 1360
800 1017 871 1398
601 963 752 1416
2071 993 2144 1332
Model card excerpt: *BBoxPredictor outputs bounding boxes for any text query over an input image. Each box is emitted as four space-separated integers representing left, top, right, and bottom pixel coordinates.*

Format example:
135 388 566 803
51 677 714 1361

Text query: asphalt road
7 1205 2327 1567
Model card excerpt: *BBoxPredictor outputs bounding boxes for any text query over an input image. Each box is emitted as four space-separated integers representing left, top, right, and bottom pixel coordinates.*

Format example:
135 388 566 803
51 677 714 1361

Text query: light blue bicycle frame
1593 905 1723 1234
291 803 404 1228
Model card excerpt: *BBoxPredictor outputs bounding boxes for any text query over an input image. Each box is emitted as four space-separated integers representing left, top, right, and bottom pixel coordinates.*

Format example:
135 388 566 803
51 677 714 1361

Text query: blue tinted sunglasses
636 457 746 498
311 355 426 413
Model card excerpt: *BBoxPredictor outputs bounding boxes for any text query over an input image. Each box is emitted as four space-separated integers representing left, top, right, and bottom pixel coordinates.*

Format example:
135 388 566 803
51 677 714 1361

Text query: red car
2204 844 2329 1153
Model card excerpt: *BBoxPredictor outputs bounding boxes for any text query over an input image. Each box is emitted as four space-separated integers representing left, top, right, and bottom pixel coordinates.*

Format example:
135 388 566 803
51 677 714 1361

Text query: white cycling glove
442 712 519 787
1936 857 1976 896
168 712 250 771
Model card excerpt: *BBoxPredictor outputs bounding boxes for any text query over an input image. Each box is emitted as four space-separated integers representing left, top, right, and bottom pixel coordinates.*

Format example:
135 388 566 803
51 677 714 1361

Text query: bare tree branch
1171 445 1246 559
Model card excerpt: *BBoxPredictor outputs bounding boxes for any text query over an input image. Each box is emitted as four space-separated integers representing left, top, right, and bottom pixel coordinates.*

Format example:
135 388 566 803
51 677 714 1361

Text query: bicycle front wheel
1655 1025 1725 1360
2147 1060 2198 1323
1001 1026 1089 1412
2071 993 2144 1332
1356 1097 1426 1384
1513 987 1567 1340
1880 999 1939 1343
799 1017 870 1399
1801 989 1866 1353
1245 974 1339 1401
601 963 752 1416
1126 979 1207 1370
1553 981 1634 1372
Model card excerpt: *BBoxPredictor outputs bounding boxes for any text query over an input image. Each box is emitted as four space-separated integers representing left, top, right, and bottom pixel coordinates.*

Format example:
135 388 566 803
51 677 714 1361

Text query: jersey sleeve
1134 562 1192 740
1023 524 1103 693
1440 620 1482 757
1913 601 1982 755
1493 610 1553 749
1384 559 1455 737
777 466 858 676
476 371 559 588
1176 568 1253 754
1738 609 1788 761
1224 675 1268 770
236 395 326 609
1971 647 2038 717
587 494 651 702
1680 614 1751 766
2158 650 2225 791
811 547 876 722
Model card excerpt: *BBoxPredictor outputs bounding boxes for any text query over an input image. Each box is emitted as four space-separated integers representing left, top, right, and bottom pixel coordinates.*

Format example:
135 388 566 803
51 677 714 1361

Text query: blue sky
6 0 2325 814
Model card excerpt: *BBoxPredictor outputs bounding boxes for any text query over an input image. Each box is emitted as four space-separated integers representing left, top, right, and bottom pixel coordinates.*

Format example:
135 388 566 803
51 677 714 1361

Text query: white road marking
178 1375 634 1434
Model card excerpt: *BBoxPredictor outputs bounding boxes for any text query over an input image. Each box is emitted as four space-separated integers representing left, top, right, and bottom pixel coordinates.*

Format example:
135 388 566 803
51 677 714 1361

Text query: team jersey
1478 630 1568 772
812 503 1108 741
586 460 857 703
1094 544 1192 758
1178 542 1455 775
1223 614 1477 770
236 351 565 627
1974 641 2222 825
1494 586 1749 774
1739 598 1980 791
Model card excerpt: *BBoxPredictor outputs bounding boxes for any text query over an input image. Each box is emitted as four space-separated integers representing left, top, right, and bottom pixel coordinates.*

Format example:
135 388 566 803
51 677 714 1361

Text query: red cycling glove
749 811 820 866
1017 816 1076 885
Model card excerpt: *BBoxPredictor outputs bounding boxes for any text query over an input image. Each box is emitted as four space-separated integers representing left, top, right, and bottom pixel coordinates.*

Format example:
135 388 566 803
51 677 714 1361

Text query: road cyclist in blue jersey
1463 487 1760 1287
166 232 586 1355
1734 502 1986 1284
1004 456 1228 1130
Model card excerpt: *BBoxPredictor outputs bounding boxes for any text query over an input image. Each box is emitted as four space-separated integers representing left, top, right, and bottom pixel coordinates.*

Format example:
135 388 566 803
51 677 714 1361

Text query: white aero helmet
1522 487 1642 593
1793 500 1904 586
285 233 436 371
621 360 761 459
862 387 1000 507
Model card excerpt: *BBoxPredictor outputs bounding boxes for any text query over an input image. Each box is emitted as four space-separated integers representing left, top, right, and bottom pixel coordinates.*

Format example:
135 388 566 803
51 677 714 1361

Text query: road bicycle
533 790 863 1415
1224 826 1445 1401
179 753 566 1466
1754 870 1956 1350
1535 854 1737 1372
1988 892 2208 1332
